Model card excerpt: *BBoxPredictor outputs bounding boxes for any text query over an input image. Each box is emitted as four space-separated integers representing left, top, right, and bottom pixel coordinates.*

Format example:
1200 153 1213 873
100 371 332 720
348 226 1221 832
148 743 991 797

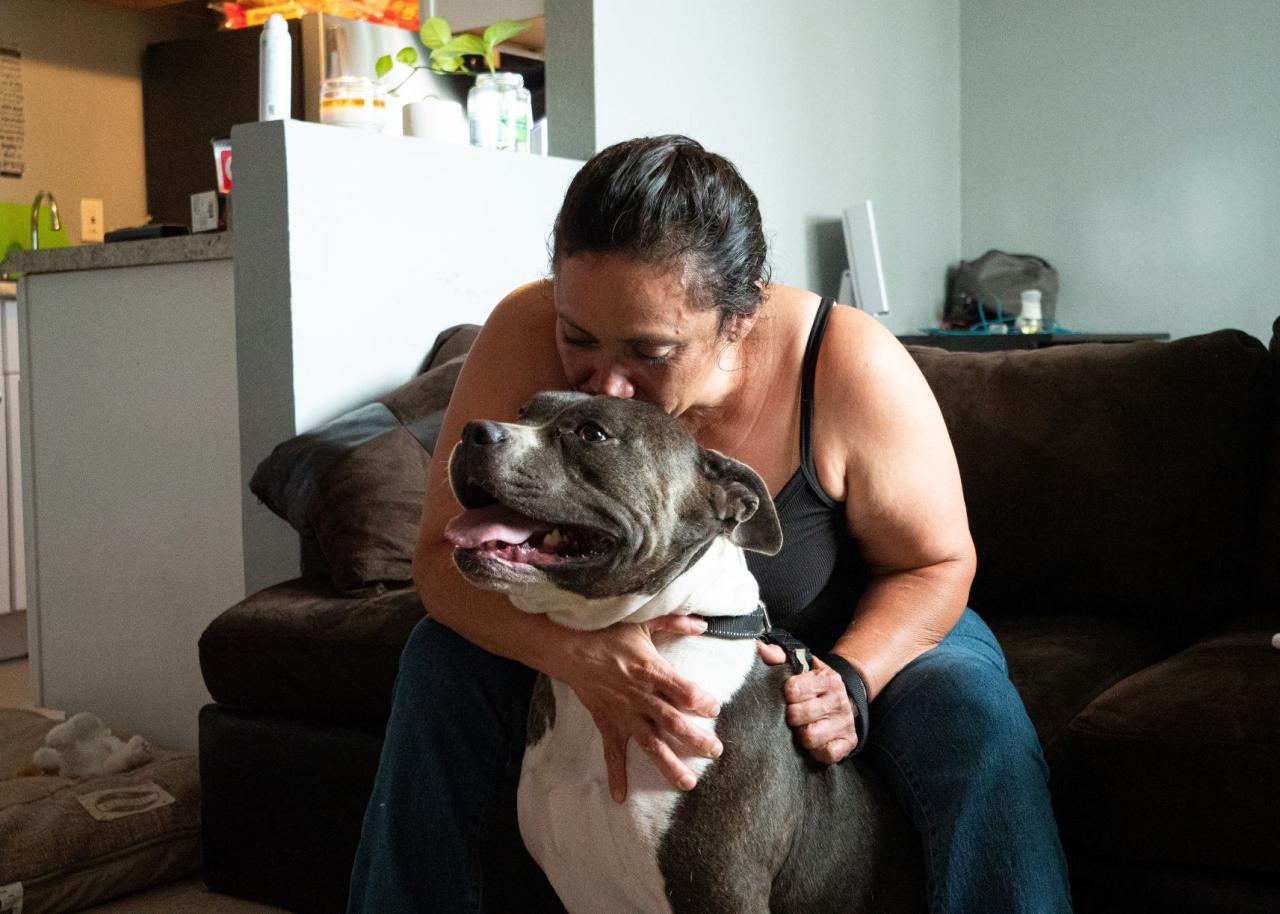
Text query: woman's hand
757 642 858 763
556 615 724 804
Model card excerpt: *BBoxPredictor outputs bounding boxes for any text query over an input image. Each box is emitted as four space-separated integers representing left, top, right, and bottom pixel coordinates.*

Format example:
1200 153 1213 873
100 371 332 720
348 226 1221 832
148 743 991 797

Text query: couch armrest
198 576 426 721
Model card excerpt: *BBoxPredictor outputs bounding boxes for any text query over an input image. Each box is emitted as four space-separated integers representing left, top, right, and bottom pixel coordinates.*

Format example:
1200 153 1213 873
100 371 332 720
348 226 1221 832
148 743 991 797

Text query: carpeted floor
0 655 34 711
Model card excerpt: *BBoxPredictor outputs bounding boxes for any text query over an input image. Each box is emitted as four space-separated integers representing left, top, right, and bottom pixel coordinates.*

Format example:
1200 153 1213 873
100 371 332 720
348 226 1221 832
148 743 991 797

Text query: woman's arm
412 283 723 798
763 306 975 762
826 310 975 701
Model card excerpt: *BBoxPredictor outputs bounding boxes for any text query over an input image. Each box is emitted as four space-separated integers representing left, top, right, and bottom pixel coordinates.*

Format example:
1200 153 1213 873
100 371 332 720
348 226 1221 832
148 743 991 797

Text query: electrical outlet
81 199 105 243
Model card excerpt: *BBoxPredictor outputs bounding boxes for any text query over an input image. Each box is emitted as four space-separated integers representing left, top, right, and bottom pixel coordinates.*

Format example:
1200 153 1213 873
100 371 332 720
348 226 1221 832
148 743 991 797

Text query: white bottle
259 14 291 121
1017 289 1044 334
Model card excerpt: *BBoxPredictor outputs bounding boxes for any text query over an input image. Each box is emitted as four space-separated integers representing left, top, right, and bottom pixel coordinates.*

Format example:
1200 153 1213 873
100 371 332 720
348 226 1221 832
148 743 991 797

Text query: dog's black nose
465 420 507 447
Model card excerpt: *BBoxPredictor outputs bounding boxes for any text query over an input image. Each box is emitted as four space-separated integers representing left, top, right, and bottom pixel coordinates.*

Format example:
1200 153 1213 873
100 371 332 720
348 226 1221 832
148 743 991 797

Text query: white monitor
838 200 890 316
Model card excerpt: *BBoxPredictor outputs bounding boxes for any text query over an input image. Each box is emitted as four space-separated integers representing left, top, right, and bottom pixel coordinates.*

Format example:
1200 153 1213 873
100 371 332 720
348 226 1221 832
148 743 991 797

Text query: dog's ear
699 448 783 555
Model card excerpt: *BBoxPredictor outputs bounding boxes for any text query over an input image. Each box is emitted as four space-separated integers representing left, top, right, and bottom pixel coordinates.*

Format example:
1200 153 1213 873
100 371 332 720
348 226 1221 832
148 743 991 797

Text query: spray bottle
259 14 291 121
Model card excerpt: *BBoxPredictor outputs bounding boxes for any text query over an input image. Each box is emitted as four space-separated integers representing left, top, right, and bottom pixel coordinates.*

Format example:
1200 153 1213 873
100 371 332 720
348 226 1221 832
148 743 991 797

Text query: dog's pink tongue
445 503 547 549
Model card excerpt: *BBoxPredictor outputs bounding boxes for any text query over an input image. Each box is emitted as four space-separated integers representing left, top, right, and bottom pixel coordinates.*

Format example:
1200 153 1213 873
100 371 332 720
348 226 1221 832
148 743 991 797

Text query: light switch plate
80 198 105 243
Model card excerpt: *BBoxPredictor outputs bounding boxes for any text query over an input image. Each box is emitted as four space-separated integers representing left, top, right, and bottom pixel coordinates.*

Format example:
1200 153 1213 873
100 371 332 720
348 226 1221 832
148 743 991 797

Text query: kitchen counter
1 232 231 276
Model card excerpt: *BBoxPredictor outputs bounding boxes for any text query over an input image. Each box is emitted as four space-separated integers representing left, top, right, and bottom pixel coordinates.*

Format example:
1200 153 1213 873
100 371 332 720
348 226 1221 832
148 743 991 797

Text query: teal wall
961 0 1280 342
555 0 961 336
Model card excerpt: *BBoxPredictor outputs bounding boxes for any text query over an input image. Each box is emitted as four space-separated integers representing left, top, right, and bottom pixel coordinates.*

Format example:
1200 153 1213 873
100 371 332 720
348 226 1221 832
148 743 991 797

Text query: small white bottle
1017 289 1044 334
259 14 291 122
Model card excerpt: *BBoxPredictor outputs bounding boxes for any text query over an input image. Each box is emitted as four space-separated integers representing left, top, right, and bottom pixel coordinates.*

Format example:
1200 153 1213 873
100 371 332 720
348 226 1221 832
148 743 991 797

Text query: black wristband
821 652 870 757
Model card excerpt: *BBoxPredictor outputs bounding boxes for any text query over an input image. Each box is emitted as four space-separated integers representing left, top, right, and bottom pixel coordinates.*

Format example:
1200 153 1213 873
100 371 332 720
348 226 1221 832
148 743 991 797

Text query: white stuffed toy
31 712 152 779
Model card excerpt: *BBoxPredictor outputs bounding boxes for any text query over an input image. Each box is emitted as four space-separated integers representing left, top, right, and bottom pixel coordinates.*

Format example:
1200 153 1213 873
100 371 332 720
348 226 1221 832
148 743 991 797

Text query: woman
347 136 1072 913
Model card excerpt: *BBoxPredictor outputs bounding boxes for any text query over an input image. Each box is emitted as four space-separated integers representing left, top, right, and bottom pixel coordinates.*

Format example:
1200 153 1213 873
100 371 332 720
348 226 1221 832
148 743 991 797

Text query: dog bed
0 709 200 914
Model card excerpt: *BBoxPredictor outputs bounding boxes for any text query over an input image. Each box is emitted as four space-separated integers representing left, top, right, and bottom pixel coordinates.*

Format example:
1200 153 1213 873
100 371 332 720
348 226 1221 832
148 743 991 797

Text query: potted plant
377 17 532 150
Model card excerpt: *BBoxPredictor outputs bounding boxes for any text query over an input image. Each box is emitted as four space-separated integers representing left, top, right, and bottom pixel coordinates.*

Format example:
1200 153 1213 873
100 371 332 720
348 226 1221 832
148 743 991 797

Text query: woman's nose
578 364 635 399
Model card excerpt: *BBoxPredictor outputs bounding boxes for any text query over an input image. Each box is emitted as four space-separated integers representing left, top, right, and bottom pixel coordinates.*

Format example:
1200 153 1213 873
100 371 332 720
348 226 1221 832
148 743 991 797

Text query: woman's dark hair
551 135 771 333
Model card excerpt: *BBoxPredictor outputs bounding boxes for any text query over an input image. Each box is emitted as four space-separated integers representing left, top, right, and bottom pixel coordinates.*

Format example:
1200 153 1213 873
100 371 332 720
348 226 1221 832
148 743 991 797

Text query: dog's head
445 392 782 603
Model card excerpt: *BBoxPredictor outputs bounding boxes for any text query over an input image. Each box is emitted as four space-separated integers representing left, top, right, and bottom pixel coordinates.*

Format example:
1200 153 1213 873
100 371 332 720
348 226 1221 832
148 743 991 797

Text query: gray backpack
944 250 1058 329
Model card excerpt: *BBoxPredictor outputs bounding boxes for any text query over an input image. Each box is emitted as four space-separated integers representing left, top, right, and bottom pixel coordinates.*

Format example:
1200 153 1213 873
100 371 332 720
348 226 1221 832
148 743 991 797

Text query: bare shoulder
455 279 567 408
481 279 559 354
812 304 941 471
758 286 912 394
820 304 921 400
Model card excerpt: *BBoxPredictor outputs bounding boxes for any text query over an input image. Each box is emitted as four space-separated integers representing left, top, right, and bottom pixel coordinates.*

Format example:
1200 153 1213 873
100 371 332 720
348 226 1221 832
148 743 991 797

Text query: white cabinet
19 256 244 752
0 284 24 618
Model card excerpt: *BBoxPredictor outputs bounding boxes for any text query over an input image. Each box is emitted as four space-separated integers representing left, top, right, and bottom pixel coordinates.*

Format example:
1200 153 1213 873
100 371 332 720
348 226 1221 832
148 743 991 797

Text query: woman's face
553 253 727 415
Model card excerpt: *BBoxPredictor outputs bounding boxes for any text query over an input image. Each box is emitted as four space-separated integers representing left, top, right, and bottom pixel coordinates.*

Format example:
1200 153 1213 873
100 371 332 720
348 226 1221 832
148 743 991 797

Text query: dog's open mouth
445 500 615 568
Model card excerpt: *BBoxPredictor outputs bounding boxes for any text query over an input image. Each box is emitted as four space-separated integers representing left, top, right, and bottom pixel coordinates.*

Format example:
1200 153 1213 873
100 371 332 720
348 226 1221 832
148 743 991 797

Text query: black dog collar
701 603 773 641
703 604 812 673
702 604 869 757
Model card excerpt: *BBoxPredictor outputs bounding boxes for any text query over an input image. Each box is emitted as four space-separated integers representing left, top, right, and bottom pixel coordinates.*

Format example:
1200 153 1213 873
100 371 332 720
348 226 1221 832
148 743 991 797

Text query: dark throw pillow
250 325 479 593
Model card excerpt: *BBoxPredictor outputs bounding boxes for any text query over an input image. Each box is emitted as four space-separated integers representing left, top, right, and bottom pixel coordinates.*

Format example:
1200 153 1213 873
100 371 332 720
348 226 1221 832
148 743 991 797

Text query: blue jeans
347 608 1072 913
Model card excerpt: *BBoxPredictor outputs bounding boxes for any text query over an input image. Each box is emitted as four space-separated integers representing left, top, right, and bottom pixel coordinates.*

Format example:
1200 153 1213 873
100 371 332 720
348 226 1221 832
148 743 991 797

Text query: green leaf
432 53 462 73
420 16 452 49
374 54 393 78
446 34 487 56
482 19 529 50
395 46 418 66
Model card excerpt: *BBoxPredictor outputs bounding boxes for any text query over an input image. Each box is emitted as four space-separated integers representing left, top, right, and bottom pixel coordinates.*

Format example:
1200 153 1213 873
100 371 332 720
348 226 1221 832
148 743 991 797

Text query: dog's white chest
517 637 757 914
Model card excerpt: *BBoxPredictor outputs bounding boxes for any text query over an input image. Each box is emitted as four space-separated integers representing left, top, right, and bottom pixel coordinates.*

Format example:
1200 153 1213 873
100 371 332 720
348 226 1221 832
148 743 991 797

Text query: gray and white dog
445 391 922 914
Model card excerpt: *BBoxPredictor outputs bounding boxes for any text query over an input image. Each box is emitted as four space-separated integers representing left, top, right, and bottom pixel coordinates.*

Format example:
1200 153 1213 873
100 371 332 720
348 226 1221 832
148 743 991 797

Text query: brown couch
198 318 1280 914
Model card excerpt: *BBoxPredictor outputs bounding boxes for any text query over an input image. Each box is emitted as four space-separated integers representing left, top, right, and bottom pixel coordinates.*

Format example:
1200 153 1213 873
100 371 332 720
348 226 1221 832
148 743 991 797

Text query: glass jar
467 72 532 152
319 77 387 132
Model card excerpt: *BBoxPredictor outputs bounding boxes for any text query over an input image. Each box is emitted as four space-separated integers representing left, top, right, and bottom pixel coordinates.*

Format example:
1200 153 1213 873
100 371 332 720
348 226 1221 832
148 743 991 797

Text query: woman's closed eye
563 331 674 366
629 340 682 365
562 332 597 349
633 346 675 365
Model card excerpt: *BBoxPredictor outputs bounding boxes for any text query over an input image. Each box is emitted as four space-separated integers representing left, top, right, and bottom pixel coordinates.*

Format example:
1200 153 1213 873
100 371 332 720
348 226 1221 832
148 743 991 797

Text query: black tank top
744 297 871 653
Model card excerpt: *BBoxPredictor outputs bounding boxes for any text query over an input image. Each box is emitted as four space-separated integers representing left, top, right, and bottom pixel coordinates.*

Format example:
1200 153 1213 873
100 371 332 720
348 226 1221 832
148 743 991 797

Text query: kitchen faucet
31 190 61 249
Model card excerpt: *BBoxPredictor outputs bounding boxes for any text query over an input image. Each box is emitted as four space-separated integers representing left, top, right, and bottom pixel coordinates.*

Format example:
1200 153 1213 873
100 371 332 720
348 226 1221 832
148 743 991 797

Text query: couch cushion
199 576 426 720
418 323 481 375
0 709 201 914
909 330 1274 636
249 327 478 594
986 613 1182 764
1051 611 1280 877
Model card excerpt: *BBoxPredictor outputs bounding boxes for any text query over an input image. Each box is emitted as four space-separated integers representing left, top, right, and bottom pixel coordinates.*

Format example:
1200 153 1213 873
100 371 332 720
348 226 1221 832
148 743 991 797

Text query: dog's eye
577 422 610 443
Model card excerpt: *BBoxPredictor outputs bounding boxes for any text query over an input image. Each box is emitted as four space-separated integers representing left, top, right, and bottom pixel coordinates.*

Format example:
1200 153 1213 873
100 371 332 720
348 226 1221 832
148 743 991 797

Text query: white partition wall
232 119 582 593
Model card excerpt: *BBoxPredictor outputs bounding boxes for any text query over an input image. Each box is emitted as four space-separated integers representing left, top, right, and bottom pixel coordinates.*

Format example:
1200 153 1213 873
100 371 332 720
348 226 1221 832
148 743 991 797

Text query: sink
1 202 69 279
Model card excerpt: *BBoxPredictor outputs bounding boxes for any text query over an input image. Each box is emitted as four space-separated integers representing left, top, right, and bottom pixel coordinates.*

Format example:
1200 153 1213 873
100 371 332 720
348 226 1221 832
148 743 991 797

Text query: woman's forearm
830 554 975 702
413 540 580 679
